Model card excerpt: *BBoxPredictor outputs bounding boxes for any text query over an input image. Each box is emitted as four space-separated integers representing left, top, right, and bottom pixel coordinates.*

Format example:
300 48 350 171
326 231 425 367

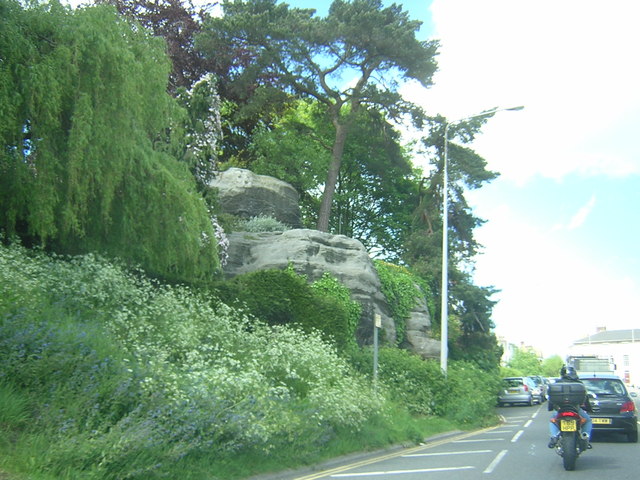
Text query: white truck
567 355 616 377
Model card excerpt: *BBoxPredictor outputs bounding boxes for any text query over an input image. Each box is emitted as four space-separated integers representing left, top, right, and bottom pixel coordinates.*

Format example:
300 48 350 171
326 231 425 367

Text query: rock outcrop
402 294 441 359
213 168 439 358
223 229 396 345
210 168 302 228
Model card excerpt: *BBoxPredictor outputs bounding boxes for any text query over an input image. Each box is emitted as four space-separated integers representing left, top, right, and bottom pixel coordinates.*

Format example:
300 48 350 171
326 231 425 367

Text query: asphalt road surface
262 402 640 480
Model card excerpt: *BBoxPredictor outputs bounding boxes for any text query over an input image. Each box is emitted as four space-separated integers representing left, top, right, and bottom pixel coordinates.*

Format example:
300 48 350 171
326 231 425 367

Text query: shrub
348 346 445 416
240 215 290 232
0 241 383 478
212 268 360 351
347 347 500 425
374 261 431 345
442 361 501 426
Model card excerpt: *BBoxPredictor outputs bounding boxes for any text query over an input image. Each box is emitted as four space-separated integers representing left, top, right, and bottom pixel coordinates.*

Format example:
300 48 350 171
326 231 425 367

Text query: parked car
530 375 548 403
498 377 539 406
579 374 638 442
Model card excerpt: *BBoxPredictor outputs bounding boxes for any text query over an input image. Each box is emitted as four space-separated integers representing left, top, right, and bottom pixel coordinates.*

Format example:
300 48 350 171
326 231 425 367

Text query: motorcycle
550 404 590 470
548 379 591 471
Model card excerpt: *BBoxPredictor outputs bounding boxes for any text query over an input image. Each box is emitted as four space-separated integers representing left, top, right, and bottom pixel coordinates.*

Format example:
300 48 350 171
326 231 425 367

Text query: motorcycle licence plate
560 419 577 432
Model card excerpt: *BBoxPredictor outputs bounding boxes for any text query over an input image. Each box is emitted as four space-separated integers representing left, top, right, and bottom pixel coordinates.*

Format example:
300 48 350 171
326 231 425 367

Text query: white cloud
566 195 596 230
550 195 597 231
407 0 640 185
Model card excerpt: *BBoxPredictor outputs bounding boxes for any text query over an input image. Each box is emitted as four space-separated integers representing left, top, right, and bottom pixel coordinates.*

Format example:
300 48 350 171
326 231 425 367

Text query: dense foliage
212 267 360 351
249 100 422 257
374 261 433 345
0 241 381 478
197 0 439 231
348 347 500 424
0 0 221 284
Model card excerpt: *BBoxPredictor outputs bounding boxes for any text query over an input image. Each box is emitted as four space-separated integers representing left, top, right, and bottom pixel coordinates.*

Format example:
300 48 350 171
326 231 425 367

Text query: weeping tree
197 0 438 232
0 0 221 284
96 0 210 93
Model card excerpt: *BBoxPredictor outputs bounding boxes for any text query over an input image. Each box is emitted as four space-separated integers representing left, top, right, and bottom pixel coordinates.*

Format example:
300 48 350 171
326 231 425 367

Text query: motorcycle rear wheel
561 433 577 471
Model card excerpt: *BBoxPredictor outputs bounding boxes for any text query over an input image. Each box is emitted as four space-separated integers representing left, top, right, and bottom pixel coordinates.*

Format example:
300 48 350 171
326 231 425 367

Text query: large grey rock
402 293 441 358
209 168 302 228
223 229 396 345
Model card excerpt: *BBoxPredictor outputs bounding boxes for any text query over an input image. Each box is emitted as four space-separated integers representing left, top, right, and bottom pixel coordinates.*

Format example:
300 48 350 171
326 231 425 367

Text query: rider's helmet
560 365 579 381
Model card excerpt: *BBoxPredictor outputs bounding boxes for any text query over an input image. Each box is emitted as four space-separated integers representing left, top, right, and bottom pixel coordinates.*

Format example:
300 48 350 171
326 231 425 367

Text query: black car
580 374 638 442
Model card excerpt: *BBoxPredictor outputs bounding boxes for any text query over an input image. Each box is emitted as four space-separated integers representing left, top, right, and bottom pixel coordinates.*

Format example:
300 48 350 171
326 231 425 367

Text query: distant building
568 328 640 385
498 336 517 365
498 337 542 366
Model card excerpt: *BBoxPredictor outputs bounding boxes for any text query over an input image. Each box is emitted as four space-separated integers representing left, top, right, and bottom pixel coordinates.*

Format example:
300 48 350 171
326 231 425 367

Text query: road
276 402 640 480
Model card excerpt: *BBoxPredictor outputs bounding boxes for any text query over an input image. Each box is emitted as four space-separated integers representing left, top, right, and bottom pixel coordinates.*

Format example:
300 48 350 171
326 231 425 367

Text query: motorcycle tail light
621 401 635 413
559 411 580 418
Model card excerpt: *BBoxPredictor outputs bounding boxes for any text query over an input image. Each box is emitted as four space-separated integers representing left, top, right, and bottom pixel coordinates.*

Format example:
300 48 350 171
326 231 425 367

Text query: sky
62 0 640 359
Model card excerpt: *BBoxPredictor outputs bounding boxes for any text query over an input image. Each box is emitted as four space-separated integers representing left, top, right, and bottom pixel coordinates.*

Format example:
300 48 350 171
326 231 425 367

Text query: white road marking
330 466 475 477
483 449 508 474
454 438 505 443
524 420 532 428
402 449 492 457
511 430 524 442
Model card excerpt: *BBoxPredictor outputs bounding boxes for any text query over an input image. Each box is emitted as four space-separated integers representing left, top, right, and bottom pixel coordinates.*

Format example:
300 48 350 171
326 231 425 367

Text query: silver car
530 375 549 403
498 376 539 406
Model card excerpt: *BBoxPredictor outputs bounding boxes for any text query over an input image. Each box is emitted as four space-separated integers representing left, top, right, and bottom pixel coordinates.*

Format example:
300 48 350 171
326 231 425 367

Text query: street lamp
440 105 524 375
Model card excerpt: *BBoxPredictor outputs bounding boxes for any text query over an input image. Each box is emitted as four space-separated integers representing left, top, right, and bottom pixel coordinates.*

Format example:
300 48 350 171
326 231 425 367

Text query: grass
0 410 469 480
0 242 501 480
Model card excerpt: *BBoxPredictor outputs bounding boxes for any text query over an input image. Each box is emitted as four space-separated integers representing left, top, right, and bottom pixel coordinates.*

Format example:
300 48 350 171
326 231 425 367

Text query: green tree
508 347 542 375
410 113 500 266
197 0 438 232
98 0 208 92
249 99 422 258
542 355 564 377
405 113 501 365
0 1 220 284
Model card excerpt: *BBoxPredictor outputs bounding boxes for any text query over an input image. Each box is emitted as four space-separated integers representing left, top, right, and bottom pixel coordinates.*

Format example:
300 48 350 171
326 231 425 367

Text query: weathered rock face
223 229 396 345
209 168 302 228
402 293 441 359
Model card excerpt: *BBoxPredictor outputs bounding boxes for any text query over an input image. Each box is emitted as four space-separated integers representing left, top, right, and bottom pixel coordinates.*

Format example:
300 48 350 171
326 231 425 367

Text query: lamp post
440 105 524 375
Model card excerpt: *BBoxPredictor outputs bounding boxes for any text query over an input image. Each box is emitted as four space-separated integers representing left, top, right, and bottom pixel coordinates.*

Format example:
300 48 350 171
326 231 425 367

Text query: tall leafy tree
249 99 422 258
405 113 502 366
197 0 438 231
508 347 543 375
0 0 220 284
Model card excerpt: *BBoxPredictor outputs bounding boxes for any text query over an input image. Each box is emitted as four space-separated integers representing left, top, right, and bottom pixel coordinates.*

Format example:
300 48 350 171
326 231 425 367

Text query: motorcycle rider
548 365 593 448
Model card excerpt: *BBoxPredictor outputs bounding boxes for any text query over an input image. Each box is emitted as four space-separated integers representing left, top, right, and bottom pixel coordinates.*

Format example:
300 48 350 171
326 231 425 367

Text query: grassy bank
0 242 500 479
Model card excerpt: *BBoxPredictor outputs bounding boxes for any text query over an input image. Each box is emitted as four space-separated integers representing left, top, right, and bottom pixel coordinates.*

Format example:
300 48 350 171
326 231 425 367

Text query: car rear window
504 378 523 387
582 379 626 396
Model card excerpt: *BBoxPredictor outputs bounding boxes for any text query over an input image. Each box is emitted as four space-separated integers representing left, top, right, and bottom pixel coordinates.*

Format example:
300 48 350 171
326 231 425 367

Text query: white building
567 328 640 386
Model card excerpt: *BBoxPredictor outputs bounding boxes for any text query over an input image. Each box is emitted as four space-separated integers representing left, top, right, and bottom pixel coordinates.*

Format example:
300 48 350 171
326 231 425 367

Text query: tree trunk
317 122 349 232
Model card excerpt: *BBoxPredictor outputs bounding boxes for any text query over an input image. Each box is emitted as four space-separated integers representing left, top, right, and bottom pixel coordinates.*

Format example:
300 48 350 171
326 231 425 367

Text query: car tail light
621 401 635 413
523 384 529 392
